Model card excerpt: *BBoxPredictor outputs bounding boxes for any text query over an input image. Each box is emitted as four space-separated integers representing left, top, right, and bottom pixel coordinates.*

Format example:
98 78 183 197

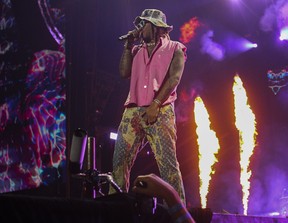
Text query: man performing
111 9 187 204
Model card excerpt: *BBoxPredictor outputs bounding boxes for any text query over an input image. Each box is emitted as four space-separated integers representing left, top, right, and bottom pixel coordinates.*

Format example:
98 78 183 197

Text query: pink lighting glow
179 17 201 44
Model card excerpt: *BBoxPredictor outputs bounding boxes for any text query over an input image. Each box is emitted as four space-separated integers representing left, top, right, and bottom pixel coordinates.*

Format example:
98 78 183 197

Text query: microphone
69 128 88 174
118 29 138 41
118 20 146 41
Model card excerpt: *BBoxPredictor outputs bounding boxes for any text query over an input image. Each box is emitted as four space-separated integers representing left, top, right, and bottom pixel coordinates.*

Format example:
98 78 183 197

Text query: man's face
140 22 154 43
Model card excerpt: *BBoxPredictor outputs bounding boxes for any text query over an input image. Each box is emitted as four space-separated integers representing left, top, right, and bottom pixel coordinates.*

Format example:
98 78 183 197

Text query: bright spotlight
280 27 288 41
245 42 258 48
252 43 258 48
110 132 118 140
222 33 258 57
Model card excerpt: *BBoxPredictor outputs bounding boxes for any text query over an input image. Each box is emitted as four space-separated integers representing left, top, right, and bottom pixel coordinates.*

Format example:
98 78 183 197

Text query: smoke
249 165 288 215
200 30 225 61
260 0 288 32
248 122 288 215
175 83 203 123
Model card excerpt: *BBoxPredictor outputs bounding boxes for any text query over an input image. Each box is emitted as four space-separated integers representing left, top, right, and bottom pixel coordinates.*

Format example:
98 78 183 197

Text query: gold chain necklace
146 42 156 47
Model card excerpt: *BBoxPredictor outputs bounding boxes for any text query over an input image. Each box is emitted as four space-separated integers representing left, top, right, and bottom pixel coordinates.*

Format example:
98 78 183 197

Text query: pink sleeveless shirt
124 37 186 107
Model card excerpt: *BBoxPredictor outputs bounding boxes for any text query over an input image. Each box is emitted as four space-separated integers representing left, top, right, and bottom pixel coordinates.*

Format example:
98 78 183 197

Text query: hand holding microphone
118 20 146 41
118 29 140 41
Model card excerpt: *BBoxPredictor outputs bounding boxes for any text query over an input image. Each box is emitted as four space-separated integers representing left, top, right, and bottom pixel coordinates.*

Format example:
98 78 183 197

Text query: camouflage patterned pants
111 104 186 203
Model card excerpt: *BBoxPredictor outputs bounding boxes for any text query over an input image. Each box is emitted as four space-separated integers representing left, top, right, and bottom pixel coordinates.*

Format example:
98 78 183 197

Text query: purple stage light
279 27 288 41
222 34 257 57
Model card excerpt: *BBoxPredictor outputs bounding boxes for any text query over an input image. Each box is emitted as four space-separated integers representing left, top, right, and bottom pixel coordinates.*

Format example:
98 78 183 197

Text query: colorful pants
111 104 186 203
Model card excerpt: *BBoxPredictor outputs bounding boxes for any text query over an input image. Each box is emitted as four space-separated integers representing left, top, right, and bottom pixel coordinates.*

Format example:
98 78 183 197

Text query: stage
211 213 288 223
1 193 287 223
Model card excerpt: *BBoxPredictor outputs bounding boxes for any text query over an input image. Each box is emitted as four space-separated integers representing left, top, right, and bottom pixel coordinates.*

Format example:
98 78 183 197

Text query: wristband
168 203 184 215
153 99 161 105
124 41 134 50
175 212 192 223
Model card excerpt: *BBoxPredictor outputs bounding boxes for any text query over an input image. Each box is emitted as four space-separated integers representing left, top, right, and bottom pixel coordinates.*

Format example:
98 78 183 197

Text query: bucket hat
134 9 173 32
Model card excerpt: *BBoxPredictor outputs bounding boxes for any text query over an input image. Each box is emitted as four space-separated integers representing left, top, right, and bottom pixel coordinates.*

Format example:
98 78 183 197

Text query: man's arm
119 28 141 79
143 48 185 124
155 48 185 102
119 41 134 79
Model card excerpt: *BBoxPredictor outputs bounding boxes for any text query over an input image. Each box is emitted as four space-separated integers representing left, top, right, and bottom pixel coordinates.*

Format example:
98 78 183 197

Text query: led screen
0 0 66 193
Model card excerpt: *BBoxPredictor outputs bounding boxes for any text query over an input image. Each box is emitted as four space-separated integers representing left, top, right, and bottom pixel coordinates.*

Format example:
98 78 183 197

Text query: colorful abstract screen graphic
267 69 288 95
0 0 66 193
38 0 65 45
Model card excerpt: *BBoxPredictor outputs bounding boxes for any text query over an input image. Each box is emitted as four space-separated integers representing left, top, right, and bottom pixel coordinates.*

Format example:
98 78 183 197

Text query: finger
133 175 145 186
132 185 146 194
141 111 146 118
137 180 148 188
148 118 156 125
